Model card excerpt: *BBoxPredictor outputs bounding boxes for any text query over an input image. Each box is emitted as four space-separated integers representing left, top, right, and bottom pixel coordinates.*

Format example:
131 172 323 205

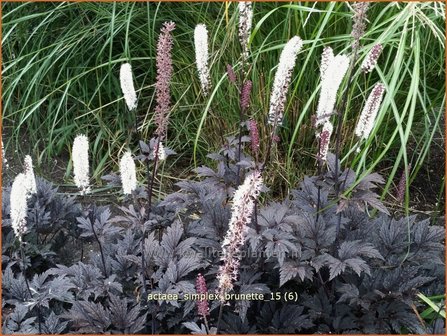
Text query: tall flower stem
334 63 356 238
315 138 323 224
236 80 252 185
84 200 108 278
90 218 108 277
19 242 32 298
20 242 41 334
146 139 163 336
129 23 174 333
132 110 151 312
261 124 277 173
334 1 370 238
235 112 244 186
334 44 362 240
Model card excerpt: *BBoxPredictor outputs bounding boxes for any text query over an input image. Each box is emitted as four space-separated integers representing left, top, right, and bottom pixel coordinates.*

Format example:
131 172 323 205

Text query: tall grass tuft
2 2 445 211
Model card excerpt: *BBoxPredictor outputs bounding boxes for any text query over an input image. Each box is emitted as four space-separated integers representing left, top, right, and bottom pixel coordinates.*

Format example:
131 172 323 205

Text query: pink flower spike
361 44 383 73
354 82 385 140
226 64 237 83
195 274 210 318
247 119 260 155
154 21 175 140
316 121 333 162
240 80 252 112
217 171 263 301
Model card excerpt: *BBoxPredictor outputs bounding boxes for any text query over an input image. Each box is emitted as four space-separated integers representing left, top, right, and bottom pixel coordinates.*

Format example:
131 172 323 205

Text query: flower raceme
226 64 237 83
24 155 37 194
10 173 29 241
240 80 252 112
238 1 253 61
155 21 176 139
315 53 350 127
320 46 334 80
156 141 167 162
195 274 210 318
317 121 333 162
10 155 38 241
361 44 383 73
217 171 263 301
194 24 211 96
247 119 260 156
354 82 385 140
119 63 138 111
119 151 137 195
268 36 303 127
351 2 370 51
72 134 91 195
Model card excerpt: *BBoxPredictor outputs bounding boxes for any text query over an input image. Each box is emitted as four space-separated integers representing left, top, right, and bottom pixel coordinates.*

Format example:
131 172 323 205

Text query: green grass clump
2 2 445 211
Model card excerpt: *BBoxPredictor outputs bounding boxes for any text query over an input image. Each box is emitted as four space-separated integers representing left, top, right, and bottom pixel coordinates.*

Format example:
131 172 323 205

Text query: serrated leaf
182 322 207 334
328 258 345 280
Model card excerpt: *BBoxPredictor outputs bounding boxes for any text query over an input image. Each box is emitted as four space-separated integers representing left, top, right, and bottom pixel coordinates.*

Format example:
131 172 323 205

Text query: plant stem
203 316 210 334
315 138 323 223
90 218 108 277
19 243 33 298
216 303 224 334
235 110 244 186
20 242 41 334
132 98 163 335
261 128 276 173
80 241 84 262
146 138 162 335
334 48 360 239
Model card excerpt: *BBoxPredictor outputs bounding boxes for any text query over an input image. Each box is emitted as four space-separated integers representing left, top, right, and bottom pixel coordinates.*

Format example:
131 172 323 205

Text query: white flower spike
10 173 29 241
268 36 303 126
119 151 137 195
194 24 211 96
315 53 350 127
120 63 138 111
72 134 91 194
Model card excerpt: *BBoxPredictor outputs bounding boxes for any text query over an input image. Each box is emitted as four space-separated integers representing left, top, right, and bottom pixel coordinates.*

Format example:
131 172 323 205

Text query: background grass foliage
2 1 445 212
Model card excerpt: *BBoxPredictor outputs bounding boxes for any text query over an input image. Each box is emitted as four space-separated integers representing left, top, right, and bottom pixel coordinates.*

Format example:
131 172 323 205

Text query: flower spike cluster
120 151 137 195
155 21 176 139
240 80 252 112
351 2 370 50
194 24 211 96
120 63 138 111
195 274 210 318
248 119 260 156
315 53 350 127
361 44 383 73
320 46 334 80
268 36 303 126
24 155 37 194
72 134 91 195
156 142 167 162
226 64 237 83
317 121 333 162
238 1 253 62
10 155 38 241
10 173 29 242
217 171 263 301
354 82 385 140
